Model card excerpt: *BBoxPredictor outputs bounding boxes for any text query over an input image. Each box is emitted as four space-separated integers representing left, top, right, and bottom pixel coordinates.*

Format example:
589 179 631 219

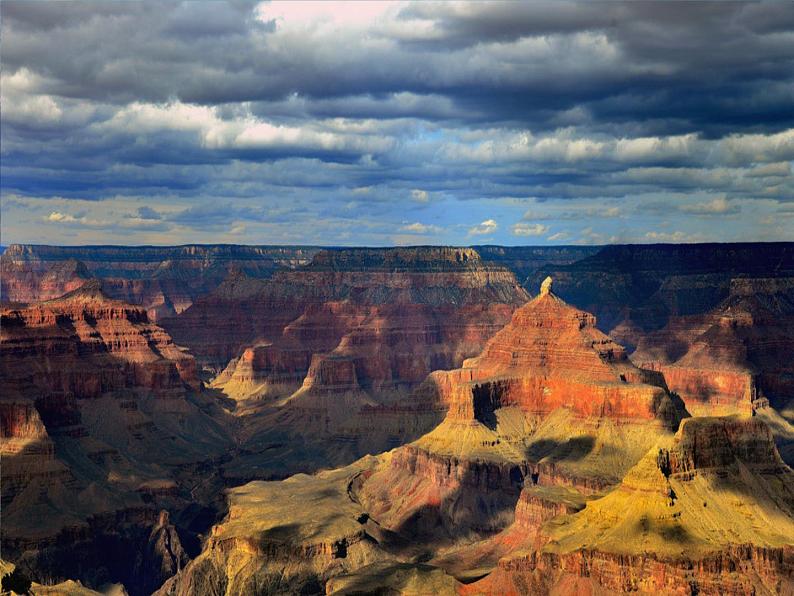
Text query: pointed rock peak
540 276 553 296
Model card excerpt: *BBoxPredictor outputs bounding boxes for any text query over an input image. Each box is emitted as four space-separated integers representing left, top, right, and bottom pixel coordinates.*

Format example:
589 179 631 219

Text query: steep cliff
470 416 794 595
473 245 600 282
632 277 794 420
355 278 687 550
0 244 318 319
529 242 794 339
0 283 233 594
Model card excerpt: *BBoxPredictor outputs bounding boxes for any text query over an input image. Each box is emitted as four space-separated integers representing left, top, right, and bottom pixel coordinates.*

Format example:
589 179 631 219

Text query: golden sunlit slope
471 415 794 595
156 457 392 595
545 416 794 558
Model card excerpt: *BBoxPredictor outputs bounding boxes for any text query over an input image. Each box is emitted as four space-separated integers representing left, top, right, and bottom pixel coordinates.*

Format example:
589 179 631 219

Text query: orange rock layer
433 286 682 430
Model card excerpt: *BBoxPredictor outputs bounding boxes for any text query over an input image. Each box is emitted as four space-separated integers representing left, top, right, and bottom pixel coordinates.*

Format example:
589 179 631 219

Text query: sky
2 1 793 247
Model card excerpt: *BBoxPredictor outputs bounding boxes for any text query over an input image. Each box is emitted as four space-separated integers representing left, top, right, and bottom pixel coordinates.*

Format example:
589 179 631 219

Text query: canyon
2 242 794 595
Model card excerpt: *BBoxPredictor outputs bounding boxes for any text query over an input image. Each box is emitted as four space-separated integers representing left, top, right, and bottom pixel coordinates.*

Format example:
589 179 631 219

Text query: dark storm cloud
1 1 793 245
3 1 792 130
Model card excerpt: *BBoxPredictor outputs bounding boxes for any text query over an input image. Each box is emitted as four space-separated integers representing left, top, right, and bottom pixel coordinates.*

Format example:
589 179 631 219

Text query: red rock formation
356 279 687 543
632 277 794 416
0 258 90 303
1 280 199 404
430 277 681 429
1 243 318 320
166 247 528 374
195 249 528 482
0 283 233 593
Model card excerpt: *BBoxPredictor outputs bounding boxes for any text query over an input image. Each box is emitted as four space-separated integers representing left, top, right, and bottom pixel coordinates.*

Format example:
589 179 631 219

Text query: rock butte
355 280 687 542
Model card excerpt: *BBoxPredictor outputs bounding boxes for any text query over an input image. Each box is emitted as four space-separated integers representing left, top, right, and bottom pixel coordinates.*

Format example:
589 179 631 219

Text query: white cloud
399 222 441 234
411 189 429 202
468 218 498 236
680 196 739 215
511 222 549 236
46 211 79 223
103 101 395 155
255 1 401 32
547 231 571 241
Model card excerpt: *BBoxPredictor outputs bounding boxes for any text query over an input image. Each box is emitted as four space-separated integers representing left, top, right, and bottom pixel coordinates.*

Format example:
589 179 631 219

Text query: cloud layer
2 1 793 245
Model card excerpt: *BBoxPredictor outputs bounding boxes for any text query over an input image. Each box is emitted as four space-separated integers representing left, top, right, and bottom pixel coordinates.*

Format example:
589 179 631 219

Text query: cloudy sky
2 1 793 246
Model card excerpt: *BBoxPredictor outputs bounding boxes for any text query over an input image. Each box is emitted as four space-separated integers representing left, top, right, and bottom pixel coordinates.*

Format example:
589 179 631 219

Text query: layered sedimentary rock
529 242 794 340
632 277 794 417
150 276 794 596
166 246 527 371
170 248 528 481
355 278 687 553
471 416 794 595
473 245 600 282
1 280 199 403
0 283 232 594
160 279 693 594
1 244 318 319
0 257 91 304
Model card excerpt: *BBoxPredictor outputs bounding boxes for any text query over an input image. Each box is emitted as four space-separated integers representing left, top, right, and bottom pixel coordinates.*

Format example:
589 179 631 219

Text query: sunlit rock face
1 244 319 320
356 280 687 547
469 416 794 596
6 243 794 596
160 280 693 595
431 280 683 429
144 274 793 596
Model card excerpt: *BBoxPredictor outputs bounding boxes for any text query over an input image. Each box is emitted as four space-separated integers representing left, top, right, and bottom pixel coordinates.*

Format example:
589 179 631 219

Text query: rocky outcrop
138 510 189 595
529 242 794 338
632 277 794 417
356 280 688 548
429 277 683 431
469 415 794 595
1 244 318 319
1 283 233 594
156 460 386 596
